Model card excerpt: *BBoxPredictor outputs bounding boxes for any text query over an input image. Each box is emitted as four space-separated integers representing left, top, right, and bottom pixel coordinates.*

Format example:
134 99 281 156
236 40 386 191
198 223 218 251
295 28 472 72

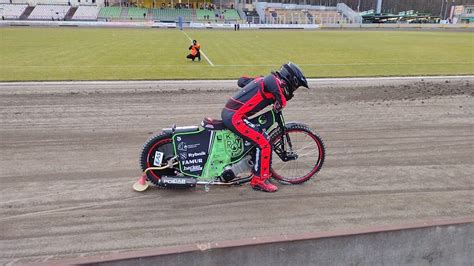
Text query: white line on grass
182 31 215 66
210 62 474 67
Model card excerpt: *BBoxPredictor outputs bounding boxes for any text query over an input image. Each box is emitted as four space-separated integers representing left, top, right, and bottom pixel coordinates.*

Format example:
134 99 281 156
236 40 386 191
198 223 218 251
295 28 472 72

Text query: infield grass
0 27 473 81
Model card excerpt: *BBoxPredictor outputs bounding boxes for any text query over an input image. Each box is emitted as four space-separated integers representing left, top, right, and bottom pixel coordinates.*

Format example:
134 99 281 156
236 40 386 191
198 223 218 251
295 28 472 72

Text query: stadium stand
152 8 192 22
28 4 71 20
0 4 28 19
307 10 344 23
127 7 147 20
221 9 240 20
72 5 99 20
336 3 362 23
243 9 260 23
98 6 121 20
262 7 343 24
454 5 474 23
196 8 214 21
0 1 357 24
27 0 74 4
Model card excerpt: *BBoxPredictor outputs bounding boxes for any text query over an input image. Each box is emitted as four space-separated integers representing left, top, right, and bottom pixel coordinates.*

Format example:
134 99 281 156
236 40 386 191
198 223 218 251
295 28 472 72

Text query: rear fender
162 126 199 135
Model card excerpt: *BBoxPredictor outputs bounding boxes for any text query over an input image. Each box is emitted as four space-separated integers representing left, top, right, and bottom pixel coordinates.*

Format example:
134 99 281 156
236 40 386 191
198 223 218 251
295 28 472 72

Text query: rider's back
224 74 282 117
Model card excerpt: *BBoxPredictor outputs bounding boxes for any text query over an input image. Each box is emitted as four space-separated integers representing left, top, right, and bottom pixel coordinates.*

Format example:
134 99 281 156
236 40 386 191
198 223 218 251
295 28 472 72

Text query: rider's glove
273 101 283 113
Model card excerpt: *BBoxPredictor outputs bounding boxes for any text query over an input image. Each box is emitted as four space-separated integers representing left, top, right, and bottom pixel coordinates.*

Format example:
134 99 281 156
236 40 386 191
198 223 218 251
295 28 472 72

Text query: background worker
186 40 201 62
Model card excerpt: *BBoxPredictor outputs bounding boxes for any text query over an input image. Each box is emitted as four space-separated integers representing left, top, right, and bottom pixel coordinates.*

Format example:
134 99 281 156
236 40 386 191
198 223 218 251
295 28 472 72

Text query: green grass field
0 27 473 81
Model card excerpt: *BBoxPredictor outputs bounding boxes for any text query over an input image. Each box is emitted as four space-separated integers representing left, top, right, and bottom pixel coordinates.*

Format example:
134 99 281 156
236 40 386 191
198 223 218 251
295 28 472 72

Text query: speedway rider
221 62 309 192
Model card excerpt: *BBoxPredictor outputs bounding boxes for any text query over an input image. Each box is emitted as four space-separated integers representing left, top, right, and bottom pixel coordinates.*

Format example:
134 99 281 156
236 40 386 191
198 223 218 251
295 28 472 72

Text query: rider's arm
263 75 287 111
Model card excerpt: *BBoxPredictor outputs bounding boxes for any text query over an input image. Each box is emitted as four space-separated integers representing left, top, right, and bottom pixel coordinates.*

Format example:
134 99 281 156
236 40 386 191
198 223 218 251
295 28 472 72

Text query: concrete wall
43 218 473 266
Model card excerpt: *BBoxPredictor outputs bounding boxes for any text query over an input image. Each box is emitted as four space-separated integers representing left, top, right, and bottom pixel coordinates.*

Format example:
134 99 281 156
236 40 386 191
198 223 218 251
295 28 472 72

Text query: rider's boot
250 175 278 192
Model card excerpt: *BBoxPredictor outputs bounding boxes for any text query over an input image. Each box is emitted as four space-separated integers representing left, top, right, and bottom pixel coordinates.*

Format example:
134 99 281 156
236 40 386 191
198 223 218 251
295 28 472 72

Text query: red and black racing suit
221 74 287 180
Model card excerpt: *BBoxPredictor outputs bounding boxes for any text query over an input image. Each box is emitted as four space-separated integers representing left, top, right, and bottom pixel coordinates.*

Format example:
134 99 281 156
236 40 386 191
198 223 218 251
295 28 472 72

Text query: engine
221 155 253 182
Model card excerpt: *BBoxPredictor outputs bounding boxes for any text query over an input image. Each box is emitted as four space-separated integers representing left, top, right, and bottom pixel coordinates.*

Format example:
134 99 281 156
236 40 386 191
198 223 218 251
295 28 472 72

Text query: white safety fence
1 20 473 30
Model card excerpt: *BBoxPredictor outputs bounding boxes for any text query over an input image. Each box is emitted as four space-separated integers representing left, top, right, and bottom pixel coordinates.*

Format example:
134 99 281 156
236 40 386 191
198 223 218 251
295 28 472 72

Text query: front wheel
270 123 325 184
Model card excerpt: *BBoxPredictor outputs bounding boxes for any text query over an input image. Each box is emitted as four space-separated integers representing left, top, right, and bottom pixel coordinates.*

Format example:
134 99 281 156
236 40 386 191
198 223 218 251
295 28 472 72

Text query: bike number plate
153 151 164 166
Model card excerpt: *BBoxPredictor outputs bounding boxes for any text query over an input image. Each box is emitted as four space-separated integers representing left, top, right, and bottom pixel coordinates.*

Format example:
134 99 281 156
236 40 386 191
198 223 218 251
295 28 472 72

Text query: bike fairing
171 110 276 179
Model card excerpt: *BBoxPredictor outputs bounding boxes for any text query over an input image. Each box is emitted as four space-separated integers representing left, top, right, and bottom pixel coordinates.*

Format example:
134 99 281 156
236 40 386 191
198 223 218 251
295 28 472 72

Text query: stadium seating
0 4 27 19
127 7 147 20
72 5 99 21
152 8 192 21
263 7 343 24
221 9 240 20
196 8 214 21
30 0 71 4
98 6 122 19
307 10 343 24
28 4 71 20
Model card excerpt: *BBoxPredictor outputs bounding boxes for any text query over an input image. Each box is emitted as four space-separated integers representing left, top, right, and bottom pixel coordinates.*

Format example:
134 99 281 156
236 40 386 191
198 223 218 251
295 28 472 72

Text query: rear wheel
139 133 176 186
270 124 325 184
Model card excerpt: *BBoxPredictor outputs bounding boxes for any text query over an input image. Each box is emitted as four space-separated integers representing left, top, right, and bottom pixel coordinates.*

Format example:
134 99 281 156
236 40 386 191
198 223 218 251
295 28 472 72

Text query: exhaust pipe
158 176 197 189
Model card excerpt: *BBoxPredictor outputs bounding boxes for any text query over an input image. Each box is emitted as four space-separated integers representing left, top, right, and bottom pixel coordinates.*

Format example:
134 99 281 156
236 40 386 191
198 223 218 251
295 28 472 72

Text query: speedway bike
133 108 325 191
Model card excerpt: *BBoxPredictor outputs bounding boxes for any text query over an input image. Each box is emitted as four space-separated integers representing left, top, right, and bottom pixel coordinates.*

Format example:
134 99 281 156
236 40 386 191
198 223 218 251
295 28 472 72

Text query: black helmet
276 62 308 100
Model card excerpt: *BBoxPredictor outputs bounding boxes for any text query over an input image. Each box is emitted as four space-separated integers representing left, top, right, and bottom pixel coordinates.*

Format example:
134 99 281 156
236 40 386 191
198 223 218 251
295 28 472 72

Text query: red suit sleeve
263 75 286 111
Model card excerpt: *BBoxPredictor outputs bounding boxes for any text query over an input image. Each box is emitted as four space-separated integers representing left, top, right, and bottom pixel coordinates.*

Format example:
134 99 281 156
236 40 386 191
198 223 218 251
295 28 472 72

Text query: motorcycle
133 108 325 192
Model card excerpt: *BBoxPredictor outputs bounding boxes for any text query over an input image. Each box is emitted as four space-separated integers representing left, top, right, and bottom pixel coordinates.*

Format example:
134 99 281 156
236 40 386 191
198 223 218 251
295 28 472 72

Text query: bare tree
310 0 474 15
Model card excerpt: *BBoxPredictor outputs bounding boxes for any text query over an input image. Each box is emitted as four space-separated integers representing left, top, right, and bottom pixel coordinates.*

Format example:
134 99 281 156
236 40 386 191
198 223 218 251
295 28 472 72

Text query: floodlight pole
440 0 444 17
449 0 456 22
376 0 382 14
444 0 448 20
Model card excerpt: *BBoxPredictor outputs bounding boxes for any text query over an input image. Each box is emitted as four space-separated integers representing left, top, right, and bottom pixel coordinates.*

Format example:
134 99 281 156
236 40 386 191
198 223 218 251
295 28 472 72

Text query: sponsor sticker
178 142 188 151
182 158 203 165
183 165 203 172
188 151 206 158
163 178 186 184
187 143 200 149
153 151 164 166
226 138 243 157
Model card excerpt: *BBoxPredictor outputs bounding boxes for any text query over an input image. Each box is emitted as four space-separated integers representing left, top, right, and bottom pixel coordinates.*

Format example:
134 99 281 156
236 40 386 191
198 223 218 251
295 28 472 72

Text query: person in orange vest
186 40 201 62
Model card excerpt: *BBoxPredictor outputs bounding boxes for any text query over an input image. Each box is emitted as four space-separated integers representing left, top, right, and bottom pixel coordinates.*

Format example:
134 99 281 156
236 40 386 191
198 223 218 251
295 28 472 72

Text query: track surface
1 77 473 264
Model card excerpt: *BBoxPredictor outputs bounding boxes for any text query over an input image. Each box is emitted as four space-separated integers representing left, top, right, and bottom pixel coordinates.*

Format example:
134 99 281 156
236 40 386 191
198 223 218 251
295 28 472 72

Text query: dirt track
0 77 473 264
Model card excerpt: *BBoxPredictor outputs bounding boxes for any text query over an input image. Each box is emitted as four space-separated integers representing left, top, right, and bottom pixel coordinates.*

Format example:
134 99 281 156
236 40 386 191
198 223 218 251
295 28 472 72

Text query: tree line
310 0 474 16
